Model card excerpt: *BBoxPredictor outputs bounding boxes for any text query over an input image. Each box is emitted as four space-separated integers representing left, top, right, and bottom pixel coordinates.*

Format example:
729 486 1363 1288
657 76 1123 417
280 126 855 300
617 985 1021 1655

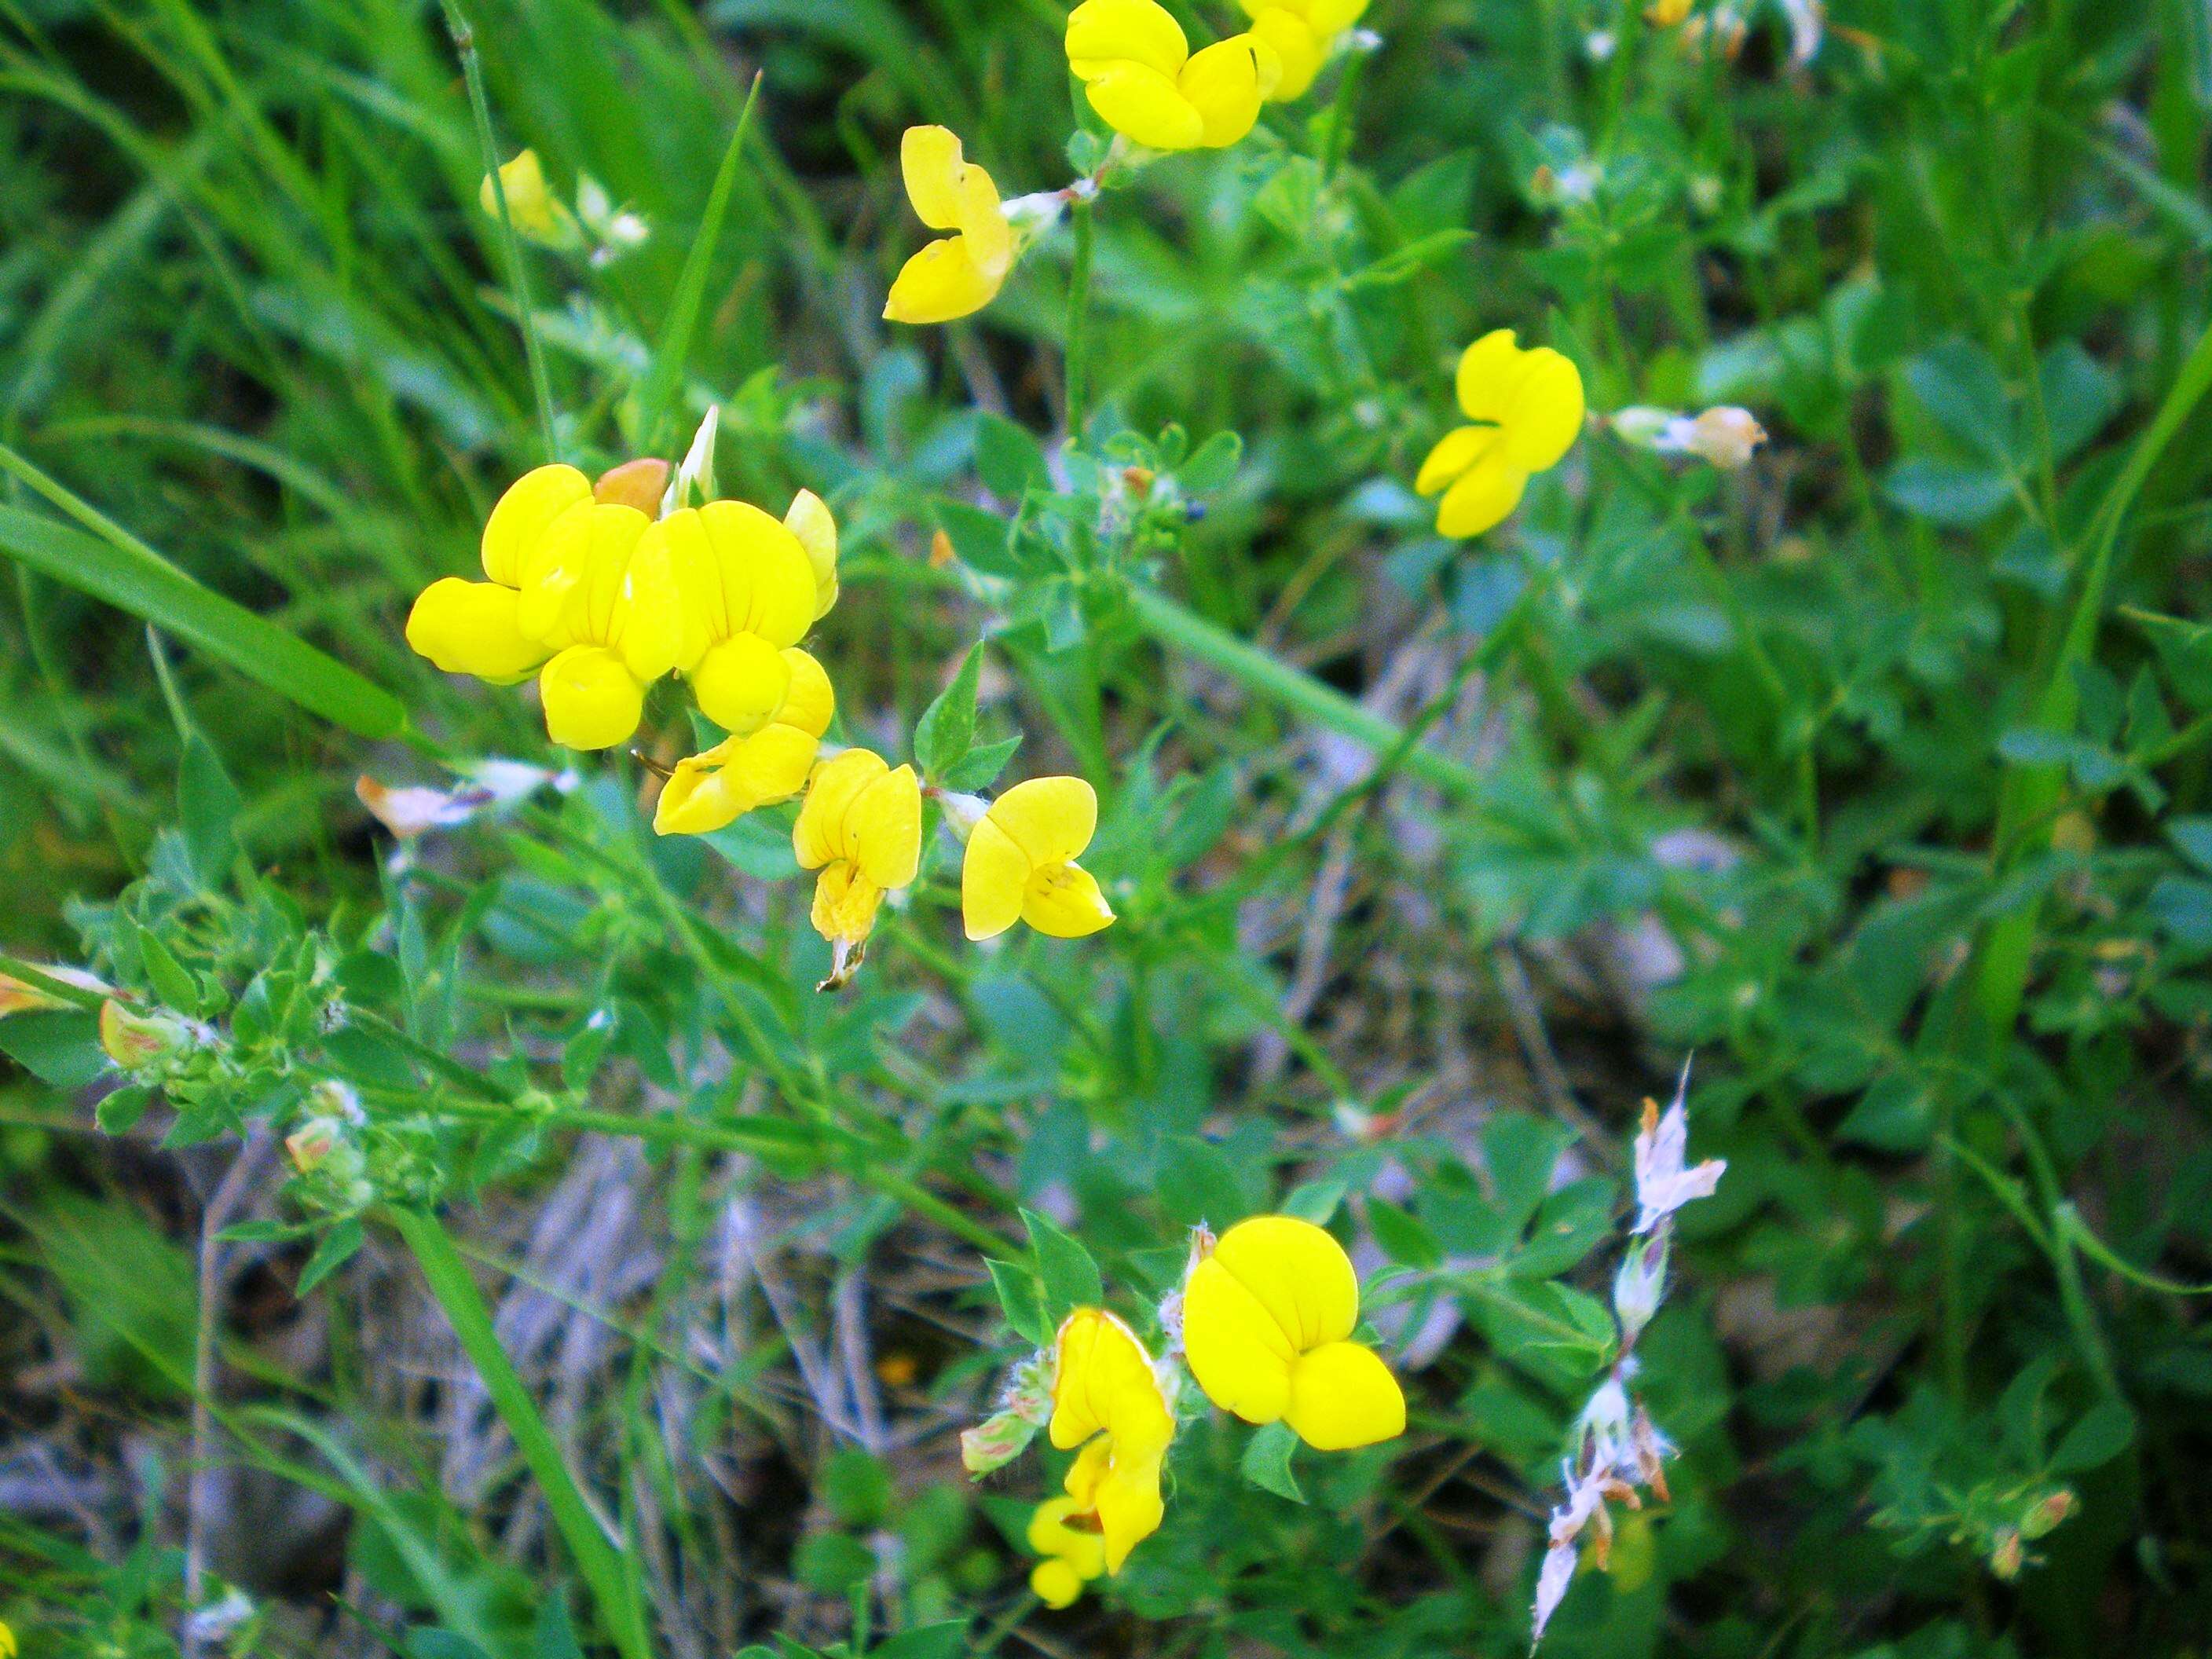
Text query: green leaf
933 499 1026 577
1177 430 1243 493
0 1010 107 1089
0 499 404 739
1367 1196 1443 1269
296 1217 364 1297
95 1083 152 1134
179 734 243 888
1279 1179 1345 1225
915 645 983 782
938 734 1021 792
870 1621 969 1659
976 415 1048 499
1906 338 2014 462
1240 1421 1306 1503
2049 1401 2137 1472
1022 1207 1102 1324
1884 460 2012 526
638 76 763 446
985 1257 1051 1347
2166 817 2212 874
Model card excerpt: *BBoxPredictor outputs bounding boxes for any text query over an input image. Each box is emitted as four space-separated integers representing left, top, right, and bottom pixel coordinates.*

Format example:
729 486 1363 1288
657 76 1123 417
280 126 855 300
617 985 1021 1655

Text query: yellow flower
1646 0 1695 24
1415 329 1586 538
792 749 923 961
1065 0 1278 152
479 149 576 247
652 650 837 836
885 127 1015 325
645 499 821 733
523 502 685 749
0 1617 15 1659
406 463 596 685
1049 1308 1174 1573
1181 1215 1406 1452
1237 0 1367 100
1026 1496 1108 1609
960 778 1115 942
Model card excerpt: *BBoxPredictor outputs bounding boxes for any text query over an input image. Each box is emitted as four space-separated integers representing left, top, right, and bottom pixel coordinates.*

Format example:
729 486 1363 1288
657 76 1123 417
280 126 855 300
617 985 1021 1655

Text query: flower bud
1989 1526 2023 1580
98 1001 197 1071
594 458 672 515
2021 1487 2076 1540
959 1408 1042 1477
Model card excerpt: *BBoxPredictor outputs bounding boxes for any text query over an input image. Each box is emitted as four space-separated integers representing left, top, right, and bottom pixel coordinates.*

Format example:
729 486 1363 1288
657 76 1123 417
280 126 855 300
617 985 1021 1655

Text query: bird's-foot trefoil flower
480 149 578 248
791 749 922 988
1179 1215 1406 1451
645 498 822 733
1048 1308 1175 1573
521 501 683 750
887 126 1016 325
405 462 595 686
1027 1497 1109 1609
1237 0 1368 100
1416 330 1587 537
652 650 836 837
954 778 1115 942
1065 0 1279 152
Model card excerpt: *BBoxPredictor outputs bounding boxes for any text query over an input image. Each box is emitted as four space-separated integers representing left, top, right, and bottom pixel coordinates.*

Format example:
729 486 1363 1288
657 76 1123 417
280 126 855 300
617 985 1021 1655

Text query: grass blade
637 72 763 450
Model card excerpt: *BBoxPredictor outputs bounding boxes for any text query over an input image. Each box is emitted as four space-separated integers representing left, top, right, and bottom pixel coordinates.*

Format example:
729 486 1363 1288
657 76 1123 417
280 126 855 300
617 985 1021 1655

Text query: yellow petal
1248 8 1323 99
731 720 822 809
693 632 792 736
961 816 1034 941
405 578 549 683
1080 61 1206 151
988 777 1098 867
521 501 648 643
653 507 722 672
1049 1309 1170 1452
1211 1215 1361 1350
1084 1442 1166 1574
481 463 591 588
1306 0 1368 31
1027 1498 1108 1581
1414 425 1498 496
654 745 746 836
1502 346 1586 473
1284 1340 1406 1450
796 748 890 870
1066 0 1189 78
900 126 970 229
848 764 923 892
885 237 1003 324
1181 1257 1297 1425
955 164 1013 282
609 523 683 683
785 489 840 618
479 148 564 242
1434 449 1529 538
699 499 817 647
1030 1558 1084 1610
811 862 888 946
1453 328 1529 426
1022 860 1116 938
537 644 645 751
1180 37 1268 148
778 647 837 739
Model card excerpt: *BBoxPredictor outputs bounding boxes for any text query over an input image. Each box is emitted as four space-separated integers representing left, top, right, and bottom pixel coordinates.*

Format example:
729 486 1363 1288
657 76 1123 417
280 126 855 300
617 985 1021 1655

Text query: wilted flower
958 778 1116 942
886 126 1016 325
356 762 558 840
1633 1086 1727 1233
1415 330 1587 538
1613 405 1767 469
1181 1215 1406 1451
1065 0 1276 152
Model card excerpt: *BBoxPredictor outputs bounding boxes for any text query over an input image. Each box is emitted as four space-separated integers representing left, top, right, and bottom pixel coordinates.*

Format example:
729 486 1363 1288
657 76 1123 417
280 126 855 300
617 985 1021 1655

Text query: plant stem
440 0 559 463
1125 584 1488 801
1064 194 1095 438
388 1205 654 1659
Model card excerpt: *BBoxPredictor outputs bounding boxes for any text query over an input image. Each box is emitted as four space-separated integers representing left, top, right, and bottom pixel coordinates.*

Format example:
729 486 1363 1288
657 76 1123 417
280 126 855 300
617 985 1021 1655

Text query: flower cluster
406 441 1117 985
886 0 1362 328
972 1215 1406 1608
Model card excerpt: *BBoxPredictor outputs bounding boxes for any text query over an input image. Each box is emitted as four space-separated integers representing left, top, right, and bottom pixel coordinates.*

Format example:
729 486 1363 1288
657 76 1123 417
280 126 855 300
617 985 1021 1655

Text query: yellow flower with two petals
1181 1215 1406 1452
886 127 1015 325
1065 0 1277 152
960 778 1115 941
792 749 924 964
405 463 592 687
1239 0 1368 101
1049 1308 1174 1573
648 499 822 734
651 651 836 836
1416 329 1587 538
1026 1496 1108 1608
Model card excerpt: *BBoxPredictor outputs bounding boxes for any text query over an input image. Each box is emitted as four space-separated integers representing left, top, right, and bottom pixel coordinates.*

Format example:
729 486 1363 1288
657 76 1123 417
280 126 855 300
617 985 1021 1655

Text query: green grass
3 1 2212 1656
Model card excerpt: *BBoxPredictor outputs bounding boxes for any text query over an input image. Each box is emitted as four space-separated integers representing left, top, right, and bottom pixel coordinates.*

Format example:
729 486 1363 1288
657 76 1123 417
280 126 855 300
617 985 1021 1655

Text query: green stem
1064 194 1096 438
1125 584 1487 801
387 1206 654 1659
440 0 559 463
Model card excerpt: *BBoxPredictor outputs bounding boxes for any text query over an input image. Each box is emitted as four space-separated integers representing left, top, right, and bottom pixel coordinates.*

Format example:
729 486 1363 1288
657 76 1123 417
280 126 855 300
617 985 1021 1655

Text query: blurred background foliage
2 0 2211 1655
